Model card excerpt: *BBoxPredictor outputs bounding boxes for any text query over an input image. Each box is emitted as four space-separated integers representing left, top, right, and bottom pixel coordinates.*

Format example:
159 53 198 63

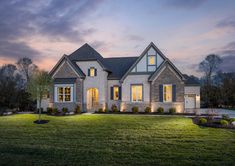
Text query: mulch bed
94 112 196 116
193 117 235 129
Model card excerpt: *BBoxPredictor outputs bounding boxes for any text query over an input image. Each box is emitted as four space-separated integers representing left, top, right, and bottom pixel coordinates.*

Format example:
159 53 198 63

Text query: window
113 86 119 100
131 85 143 102
163 84 172 102
148 55 156 65
88 67 96 77
90 68 95 77
56 86 73 102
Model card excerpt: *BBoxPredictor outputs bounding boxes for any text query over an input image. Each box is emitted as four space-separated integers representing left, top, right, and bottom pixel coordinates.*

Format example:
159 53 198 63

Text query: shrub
98 108 103 113
229 118 235 123
199 118 207 124
74 105 81 114
157 107 164 113
47 107 53 114
145 107 151 113
111 104 118 112
169 108 176 114
52 108 58 114
104 108 109 113
62 107 68 114
132 106 138 113
222 114 230 120
220 120 229 126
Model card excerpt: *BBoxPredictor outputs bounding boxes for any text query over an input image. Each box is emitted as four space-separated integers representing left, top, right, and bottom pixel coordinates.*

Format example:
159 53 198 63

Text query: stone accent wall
150 64 185 112
76 79 83 110
151 65 184 102
53 61 78 78
51 60 83 112
120 102 150 112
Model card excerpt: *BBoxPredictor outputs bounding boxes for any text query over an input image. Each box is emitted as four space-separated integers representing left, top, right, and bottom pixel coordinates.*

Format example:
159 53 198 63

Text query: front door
87 88 99 111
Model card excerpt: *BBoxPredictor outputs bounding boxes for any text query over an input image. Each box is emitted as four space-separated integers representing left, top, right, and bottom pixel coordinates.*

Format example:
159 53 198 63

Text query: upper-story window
88 67 97 77
148 55 156 65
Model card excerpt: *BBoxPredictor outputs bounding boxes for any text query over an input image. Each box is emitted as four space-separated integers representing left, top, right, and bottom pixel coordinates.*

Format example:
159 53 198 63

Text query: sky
0 0 235 76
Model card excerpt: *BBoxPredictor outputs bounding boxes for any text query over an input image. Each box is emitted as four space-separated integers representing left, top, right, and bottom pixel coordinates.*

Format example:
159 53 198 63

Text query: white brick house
44 42 200 112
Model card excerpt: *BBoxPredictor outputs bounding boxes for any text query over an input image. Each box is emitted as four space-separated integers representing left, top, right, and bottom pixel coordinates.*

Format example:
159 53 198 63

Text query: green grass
0 114 234 166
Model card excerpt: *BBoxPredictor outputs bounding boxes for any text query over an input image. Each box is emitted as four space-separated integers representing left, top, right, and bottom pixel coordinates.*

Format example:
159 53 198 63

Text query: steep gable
121 42 166 82
49 55 85 79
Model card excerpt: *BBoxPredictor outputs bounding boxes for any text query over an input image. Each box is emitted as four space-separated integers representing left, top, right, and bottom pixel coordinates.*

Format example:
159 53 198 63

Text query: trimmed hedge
220 120 229 126
157 107 164 113
169 108 176 114
199 118 207 124
144 107 151 113
132 106 138 113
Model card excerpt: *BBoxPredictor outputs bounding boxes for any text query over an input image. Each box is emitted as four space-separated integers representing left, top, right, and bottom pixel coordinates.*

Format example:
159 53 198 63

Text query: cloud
165 0 206 9
127 35 144 41
0 0 104 62
219 41 235 55
220 55 235 72
0 40 40 59
216 17 235 28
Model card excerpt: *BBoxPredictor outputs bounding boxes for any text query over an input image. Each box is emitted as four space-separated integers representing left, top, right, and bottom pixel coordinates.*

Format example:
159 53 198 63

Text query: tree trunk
39 98 42 122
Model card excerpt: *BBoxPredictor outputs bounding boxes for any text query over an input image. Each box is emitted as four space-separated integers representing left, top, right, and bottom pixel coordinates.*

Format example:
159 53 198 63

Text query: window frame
54 84 74 103
163 84 172 103
113 86 119 101
89 67 95 77
131 84 143 102
148 55 156 66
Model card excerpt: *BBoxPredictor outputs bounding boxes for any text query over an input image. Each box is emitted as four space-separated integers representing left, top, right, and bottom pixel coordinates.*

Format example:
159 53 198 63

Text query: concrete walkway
197 108 235 118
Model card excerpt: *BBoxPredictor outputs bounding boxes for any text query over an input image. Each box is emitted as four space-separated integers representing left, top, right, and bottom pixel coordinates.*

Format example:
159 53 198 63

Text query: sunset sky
0 0 235 76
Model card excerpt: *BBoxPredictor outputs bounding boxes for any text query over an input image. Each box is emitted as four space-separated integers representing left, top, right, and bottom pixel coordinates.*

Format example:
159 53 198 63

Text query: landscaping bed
193 115 235 129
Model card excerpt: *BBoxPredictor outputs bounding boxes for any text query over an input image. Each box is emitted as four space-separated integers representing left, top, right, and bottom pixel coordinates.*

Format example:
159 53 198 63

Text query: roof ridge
104 56 138 59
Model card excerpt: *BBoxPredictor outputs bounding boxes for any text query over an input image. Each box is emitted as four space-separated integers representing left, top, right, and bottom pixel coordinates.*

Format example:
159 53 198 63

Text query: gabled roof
183 74 200 86
103 57 138 79
148 60 185 82
49 54 85 78
68 43 110 72
120 42 167 82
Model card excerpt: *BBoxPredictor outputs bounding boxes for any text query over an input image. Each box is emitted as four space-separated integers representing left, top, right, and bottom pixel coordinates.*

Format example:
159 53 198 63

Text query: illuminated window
56 86 73 102
131 85 143 102
113 86 119 100
148 55 156 65
90 68 95 77
163 85 172 102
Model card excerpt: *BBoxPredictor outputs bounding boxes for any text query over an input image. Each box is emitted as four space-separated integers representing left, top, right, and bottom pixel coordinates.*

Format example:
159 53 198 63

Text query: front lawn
0 114 234 165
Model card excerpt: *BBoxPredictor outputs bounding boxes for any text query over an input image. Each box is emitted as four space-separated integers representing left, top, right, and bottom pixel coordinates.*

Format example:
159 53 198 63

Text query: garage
185 94 196 109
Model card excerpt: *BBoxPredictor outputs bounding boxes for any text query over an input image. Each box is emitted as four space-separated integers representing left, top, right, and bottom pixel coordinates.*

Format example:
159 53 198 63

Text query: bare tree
27 70 52 122
17 57 38 83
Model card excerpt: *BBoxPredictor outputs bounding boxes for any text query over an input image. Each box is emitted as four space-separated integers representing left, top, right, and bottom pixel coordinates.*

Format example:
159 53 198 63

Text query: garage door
185 95 196 109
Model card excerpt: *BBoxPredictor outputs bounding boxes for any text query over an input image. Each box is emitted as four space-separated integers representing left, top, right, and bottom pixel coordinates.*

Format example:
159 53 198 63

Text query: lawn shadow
33 120 50 124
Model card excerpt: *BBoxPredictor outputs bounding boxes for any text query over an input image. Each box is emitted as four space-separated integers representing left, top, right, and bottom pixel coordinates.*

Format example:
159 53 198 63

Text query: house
44 42 200 112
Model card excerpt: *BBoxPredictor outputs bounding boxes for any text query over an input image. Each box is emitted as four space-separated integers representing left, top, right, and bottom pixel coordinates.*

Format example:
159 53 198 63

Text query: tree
0 64 21 109
27 70 52 122
199 54 222 108
17 57 38 84
199 54 222 85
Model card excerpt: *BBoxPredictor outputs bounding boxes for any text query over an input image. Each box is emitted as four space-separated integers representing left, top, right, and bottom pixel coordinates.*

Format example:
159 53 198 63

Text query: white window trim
54 84 74 103
163 84 172 103
131 85 143 102
148 55 156 66
113 86 119 101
